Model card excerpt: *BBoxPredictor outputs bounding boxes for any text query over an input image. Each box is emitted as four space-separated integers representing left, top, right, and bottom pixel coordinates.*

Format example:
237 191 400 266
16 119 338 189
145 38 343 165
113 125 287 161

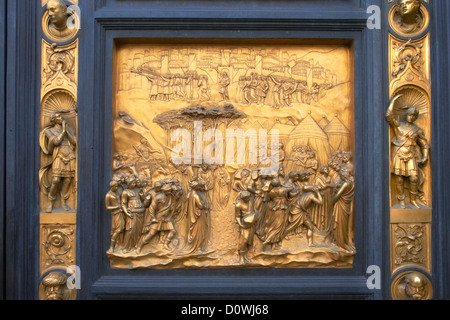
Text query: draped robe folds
232 179 247 205
250 178 267 238
232 169 250 205
180 166 196 212
258 186 292 245
105 190 125 237
330 181 355 252
39 124 76 194
121 188 145 250
386 111 429 178
285 192 318 236
392 125 428 177
199 169 214 205
310 175 333 232
146 193 174 232
214 168 231 209
185 189 210 253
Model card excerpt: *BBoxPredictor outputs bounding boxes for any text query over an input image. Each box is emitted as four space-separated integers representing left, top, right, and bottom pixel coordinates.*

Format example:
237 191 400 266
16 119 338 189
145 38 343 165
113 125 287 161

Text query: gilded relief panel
39 88 78 213
107 39 355 269
390 223 431 275
389 34 430 93
386 85 431 210
388 0 429 38
39 213 76 275
41 39 78 98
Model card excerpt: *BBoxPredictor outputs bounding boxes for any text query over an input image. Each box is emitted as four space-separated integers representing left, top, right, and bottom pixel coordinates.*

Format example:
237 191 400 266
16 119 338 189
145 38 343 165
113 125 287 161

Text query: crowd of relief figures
118 44 345 110
108 43 355 268
106 147 355 269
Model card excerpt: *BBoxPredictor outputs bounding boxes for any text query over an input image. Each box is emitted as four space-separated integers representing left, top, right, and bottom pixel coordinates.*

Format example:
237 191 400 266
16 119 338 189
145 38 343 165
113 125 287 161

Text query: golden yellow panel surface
107 39 356 269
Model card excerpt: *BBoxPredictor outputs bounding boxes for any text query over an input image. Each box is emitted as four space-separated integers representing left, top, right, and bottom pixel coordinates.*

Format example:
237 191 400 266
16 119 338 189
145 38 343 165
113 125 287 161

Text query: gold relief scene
107 40 355 269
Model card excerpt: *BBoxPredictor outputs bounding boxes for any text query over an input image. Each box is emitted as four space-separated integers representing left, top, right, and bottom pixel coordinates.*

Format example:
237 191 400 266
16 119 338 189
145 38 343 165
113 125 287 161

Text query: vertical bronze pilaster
39 0 79 300
387 0 433 300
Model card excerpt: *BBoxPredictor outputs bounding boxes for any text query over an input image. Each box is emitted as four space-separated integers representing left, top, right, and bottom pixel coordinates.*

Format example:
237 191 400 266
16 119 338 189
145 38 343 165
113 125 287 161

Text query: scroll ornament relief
42 40 78 97
41 224 75 270
393 224 425 266
389 35 430 94
392 39 423 79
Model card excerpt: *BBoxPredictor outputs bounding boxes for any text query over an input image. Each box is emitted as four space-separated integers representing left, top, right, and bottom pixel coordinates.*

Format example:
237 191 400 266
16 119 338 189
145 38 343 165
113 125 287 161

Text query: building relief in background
106 41 355 269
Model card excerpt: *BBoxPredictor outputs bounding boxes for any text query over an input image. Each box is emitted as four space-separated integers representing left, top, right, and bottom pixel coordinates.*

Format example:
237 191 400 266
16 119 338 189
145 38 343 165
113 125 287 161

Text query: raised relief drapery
106 40 356 269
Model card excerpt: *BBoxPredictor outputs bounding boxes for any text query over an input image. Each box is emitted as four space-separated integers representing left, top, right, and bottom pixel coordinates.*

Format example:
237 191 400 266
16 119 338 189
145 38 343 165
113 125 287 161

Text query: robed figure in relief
185 181 211 253
39 111 77 212
386 95 430 209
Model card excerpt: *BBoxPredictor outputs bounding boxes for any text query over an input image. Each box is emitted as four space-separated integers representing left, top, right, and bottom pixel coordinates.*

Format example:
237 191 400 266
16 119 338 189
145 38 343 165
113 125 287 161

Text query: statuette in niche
39 110 77 212
386 94 430 209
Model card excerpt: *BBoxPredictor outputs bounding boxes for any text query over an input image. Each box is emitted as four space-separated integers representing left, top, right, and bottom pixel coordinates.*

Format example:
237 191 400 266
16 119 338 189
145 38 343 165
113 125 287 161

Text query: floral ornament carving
41 40 78 98
42 224 75 267
44 43 77 83
392 39 424 78
394 224 424 266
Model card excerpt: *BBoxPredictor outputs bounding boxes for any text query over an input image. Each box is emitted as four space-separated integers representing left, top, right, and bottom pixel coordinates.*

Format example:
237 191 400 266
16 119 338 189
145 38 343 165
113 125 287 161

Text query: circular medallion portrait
391 270 433 300
42 0 79 43
38 270 77 300
389 0 429 38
